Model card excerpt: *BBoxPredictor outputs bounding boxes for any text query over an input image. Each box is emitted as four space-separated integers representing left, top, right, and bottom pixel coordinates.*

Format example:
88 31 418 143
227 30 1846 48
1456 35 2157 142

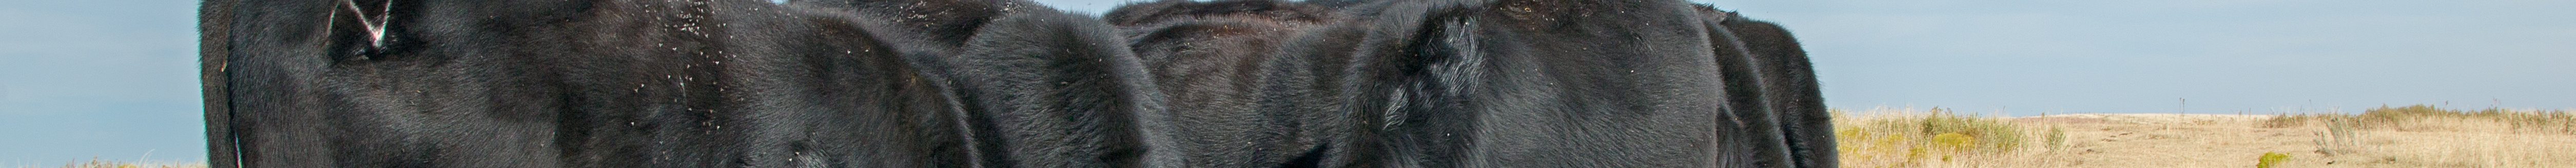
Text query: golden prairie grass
1833 107 2047 168
2263 104 2576 134
1840 104 2576 168
2259 105 2576 167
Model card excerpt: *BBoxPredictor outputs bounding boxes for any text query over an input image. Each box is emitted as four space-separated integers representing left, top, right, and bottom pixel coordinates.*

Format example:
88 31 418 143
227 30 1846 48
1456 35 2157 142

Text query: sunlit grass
1838 104 2576 167
1833 106 2042 167
2263 104 2575 134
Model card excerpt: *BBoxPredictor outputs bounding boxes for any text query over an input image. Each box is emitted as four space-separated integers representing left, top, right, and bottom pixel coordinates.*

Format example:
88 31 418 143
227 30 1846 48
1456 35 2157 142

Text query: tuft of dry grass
2259 114 2321 128
1833 107 2044 167
2041 126 2065 152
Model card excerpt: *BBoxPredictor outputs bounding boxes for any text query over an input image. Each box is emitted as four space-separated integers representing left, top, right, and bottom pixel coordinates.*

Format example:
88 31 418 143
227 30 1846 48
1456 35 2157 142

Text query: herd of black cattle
198 0 1832 167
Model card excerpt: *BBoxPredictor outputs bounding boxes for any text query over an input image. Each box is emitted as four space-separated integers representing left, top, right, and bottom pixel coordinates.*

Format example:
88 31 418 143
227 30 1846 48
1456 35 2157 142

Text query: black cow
1102 1 1351 167
1107 0 1835 167
206 0 1834 167
200 0 1155 167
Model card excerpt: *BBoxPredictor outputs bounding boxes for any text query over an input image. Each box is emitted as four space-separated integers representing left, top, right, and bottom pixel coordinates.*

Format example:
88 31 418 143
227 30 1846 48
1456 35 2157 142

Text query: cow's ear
1341 6 1489 164
1355 7 1482 126
1406 12 1487 99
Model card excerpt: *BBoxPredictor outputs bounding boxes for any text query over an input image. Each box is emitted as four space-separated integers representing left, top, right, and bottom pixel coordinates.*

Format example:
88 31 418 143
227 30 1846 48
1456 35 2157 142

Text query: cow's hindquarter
1724 18 1837 168
1324 0 1743 166
1468 1 1735 166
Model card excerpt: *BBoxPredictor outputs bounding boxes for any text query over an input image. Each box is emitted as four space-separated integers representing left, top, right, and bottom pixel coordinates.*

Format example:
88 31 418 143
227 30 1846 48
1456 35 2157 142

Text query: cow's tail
1697 5 1838 167
1697 4 1838 168
200 0 242 167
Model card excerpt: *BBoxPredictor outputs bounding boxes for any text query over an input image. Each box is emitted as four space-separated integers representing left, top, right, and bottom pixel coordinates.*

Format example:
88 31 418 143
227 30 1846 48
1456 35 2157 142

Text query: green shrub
2256 152 2292 168
2044 126 2067 151
1931 133 1977 152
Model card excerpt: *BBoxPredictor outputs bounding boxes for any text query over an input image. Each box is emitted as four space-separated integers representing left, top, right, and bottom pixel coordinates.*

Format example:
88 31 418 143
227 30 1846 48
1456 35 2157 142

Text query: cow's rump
1108 0 1837 167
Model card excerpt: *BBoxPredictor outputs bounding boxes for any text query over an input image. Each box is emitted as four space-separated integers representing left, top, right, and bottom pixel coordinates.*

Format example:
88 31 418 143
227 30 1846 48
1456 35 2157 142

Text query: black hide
1105 0 1835 167
204 0 1832 167
201 0 1154 167
1104 0 1350 167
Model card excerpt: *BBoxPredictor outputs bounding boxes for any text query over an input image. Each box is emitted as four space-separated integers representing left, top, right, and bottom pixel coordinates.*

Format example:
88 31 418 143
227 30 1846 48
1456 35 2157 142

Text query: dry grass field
1838 105 2576 167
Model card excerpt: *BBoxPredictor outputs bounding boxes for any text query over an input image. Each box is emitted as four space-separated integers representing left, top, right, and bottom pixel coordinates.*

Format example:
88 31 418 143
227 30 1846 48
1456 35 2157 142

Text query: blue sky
1695 0 2576 114
2 0 2569 163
